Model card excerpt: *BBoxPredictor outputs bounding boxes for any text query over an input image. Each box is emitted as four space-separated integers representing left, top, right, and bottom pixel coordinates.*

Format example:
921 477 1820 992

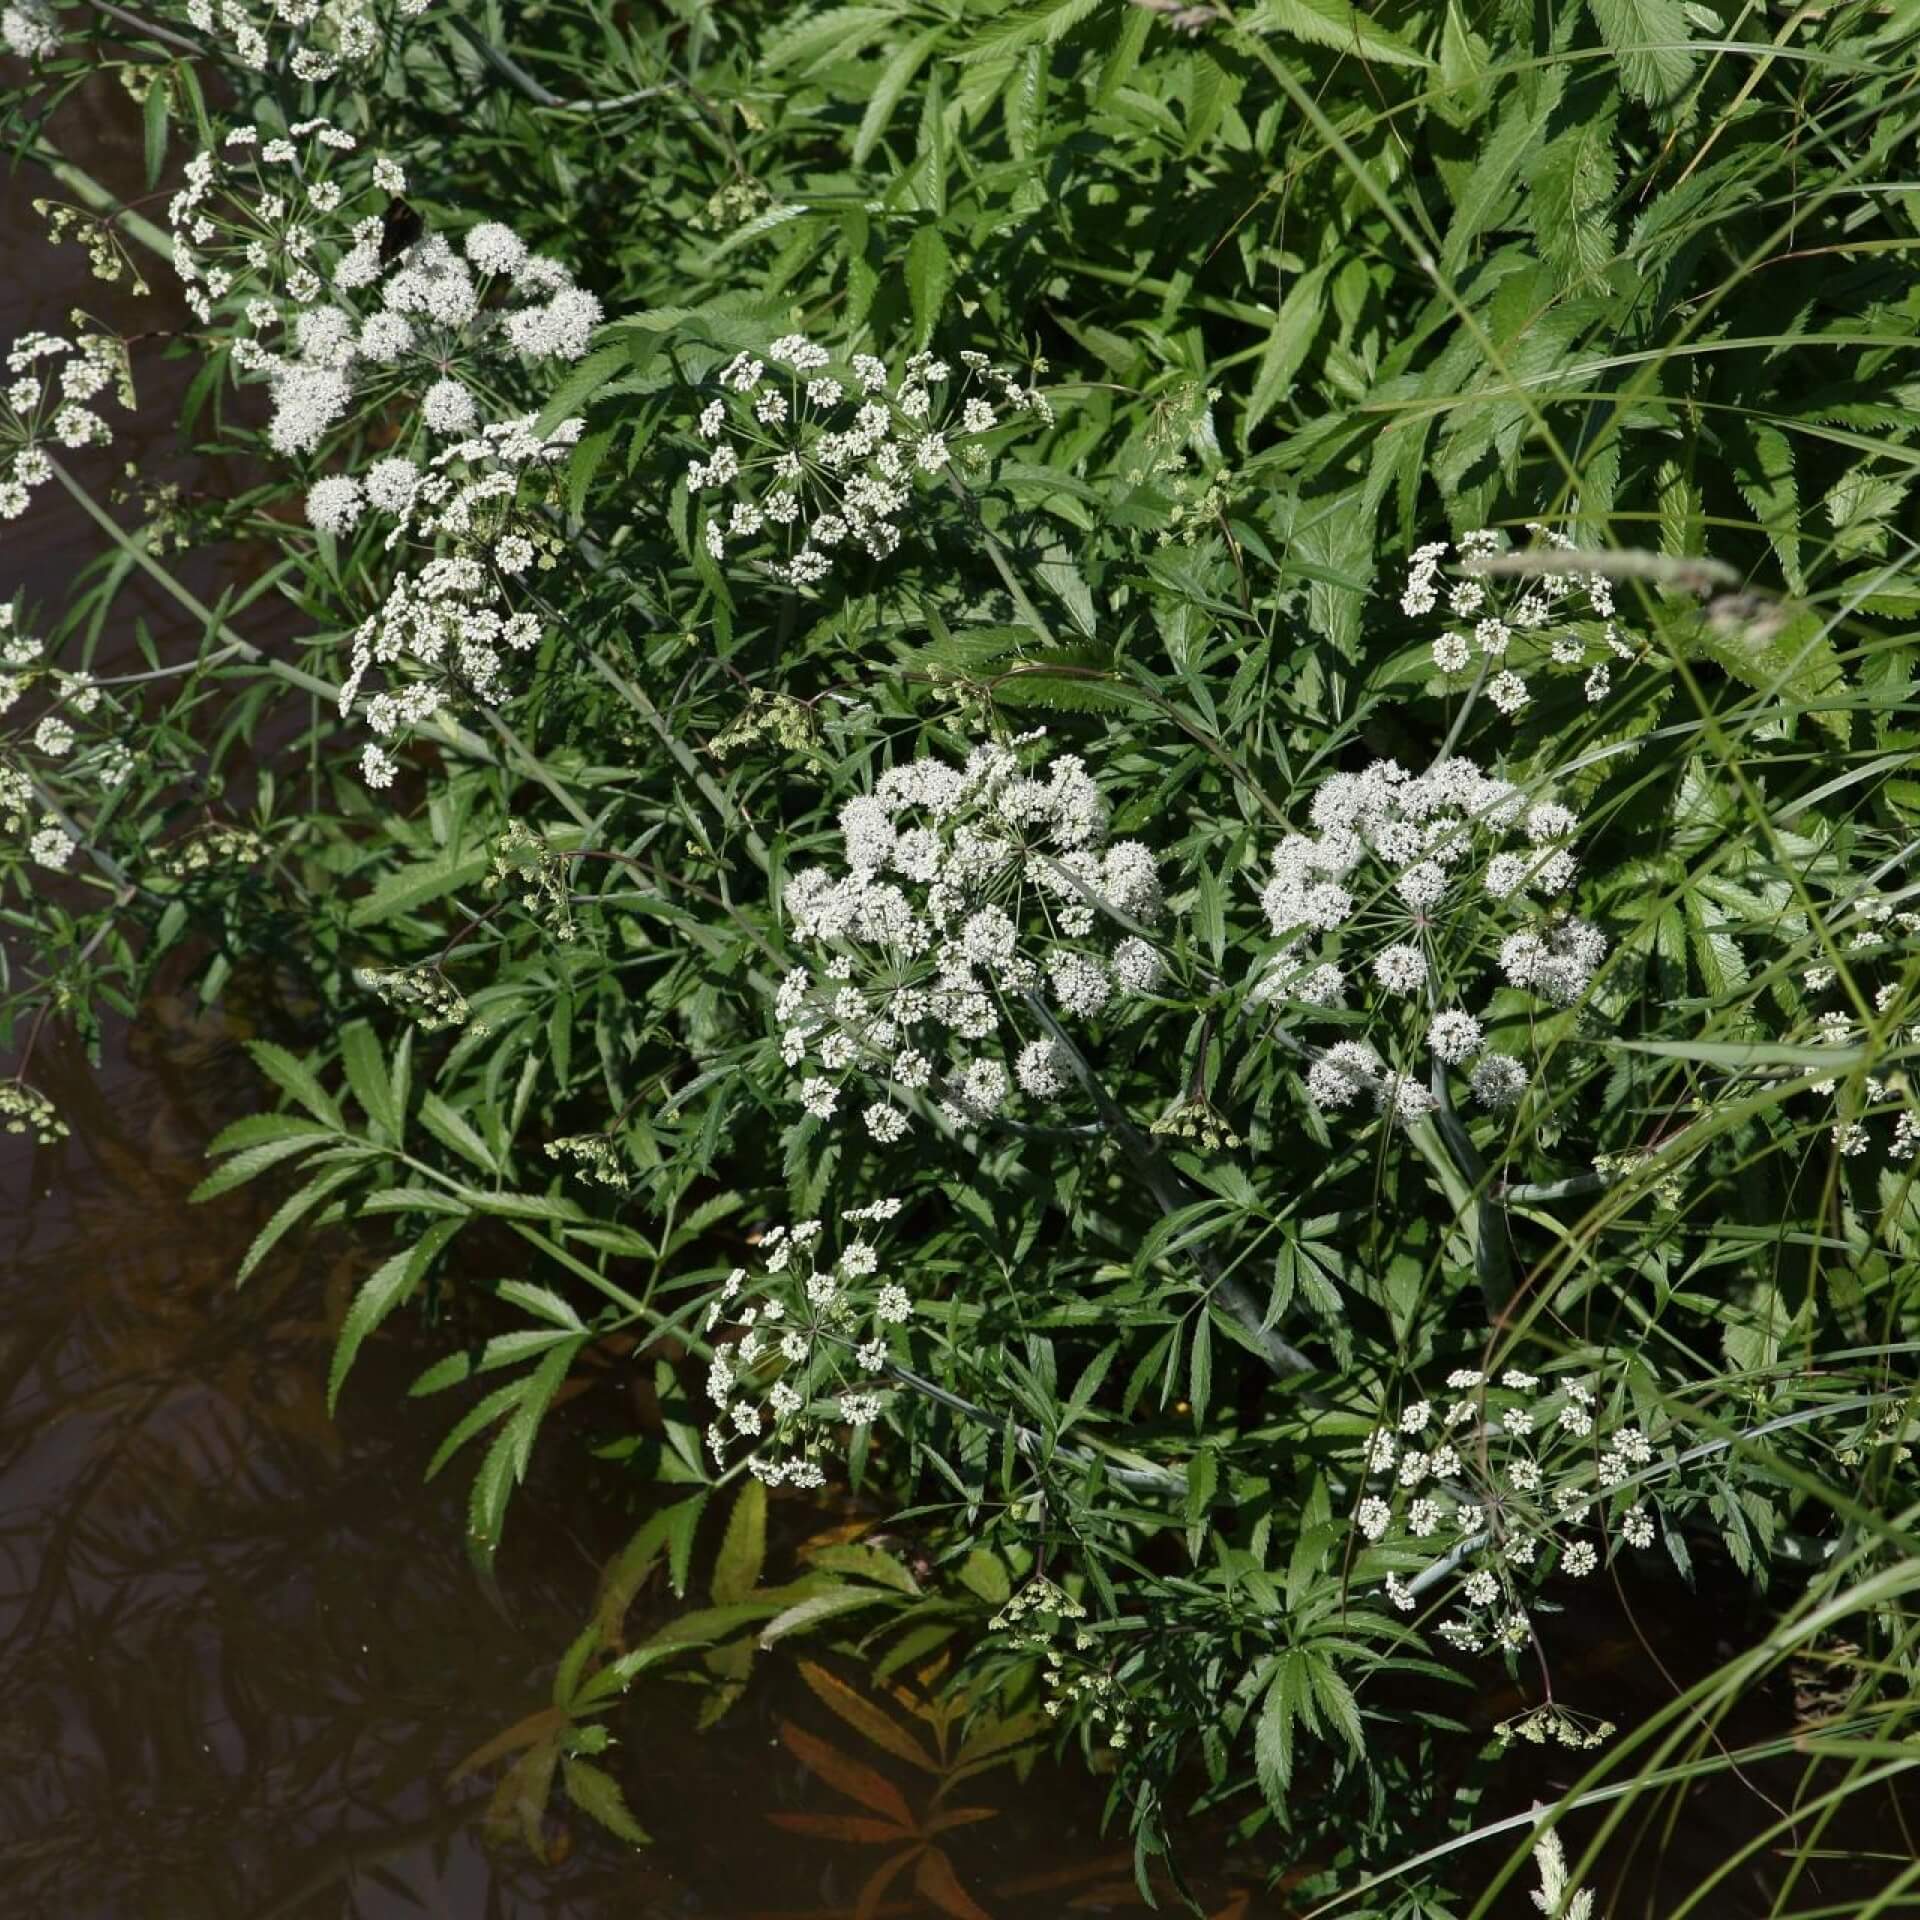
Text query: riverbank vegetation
5 0 1919 1910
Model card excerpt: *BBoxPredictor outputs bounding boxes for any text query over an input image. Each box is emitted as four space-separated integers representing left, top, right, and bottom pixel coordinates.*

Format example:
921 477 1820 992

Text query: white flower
422 377 477 434
1015 1037 1069 1098
1621 1505 1655 1550
463 221 527 276
363 455 420 514
1110 935 1163 993
1561 1540 1598 1577
1399 1400 1433 1434
1373 942 1427 994
1048 949 1111 1017
1488 670 1529 715
1469 1054 1528 1109
268 364 351 455
29 819 75 869
1357 1496 1391 1540
1427 1009 1484 1063
306 473 365 534
1306 1041 1379 1110
2 0 63 59
799 1077 839 1120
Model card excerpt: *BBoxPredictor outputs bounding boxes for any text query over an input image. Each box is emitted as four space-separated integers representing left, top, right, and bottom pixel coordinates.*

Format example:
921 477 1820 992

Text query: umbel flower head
334 413 583 784
0 606 140 875
1406 522 1642 709
686 337 1047 586
168 120 600 464
180 0 434 86
1355 1366 1663 1665
1250 756 1606 1126
772 734 1166 1141
702 1199 913 1488
0 329 130 521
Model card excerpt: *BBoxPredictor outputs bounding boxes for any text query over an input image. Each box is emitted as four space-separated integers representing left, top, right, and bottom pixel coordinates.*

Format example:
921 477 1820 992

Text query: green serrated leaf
562 1759 651 1847
905 224 951 346
1253 0 1430 68
711 1479 768 1604
1590 0 1695 108
329 1220 463 1413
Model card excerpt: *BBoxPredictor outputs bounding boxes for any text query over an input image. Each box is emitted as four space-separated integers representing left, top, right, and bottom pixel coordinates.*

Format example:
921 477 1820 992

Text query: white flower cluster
1773 897 1920 1162
1355 1367 1664 1662
335 413 582 784
2 0 61 59
0 606 134 873
702 1200 913 1488
1253 756 1605 1126
169 122 599 465
0 330 128 520
182 0 434 82
1405 524 1640 710
687 337 1048 586
772 737 1166 1141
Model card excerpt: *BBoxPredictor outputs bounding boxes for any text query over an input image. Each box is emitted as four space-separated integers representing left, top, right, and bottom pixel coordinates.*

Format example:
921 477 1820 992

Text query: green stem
943 469 1056 645
880 1357 1186 1494
583 646 770 871
23 146 172 260
447 15 672 112
1022 990 1319 1382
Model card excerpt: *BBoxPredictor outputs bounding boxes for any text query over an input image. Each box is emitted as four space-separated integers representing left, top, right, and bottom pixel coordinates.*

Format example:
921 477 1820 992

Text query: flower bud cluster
702 1199 913 1487
354 962 480 1033
989 1579 1134 1749
772 736 1166 1141
0 1079 66 1143
157 824 268 877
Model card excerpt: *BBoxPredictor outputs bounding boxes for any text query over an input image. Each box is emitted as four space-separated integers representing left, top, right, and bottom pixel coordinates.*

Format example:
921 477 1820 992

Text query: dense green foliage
5 0 1920 1909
